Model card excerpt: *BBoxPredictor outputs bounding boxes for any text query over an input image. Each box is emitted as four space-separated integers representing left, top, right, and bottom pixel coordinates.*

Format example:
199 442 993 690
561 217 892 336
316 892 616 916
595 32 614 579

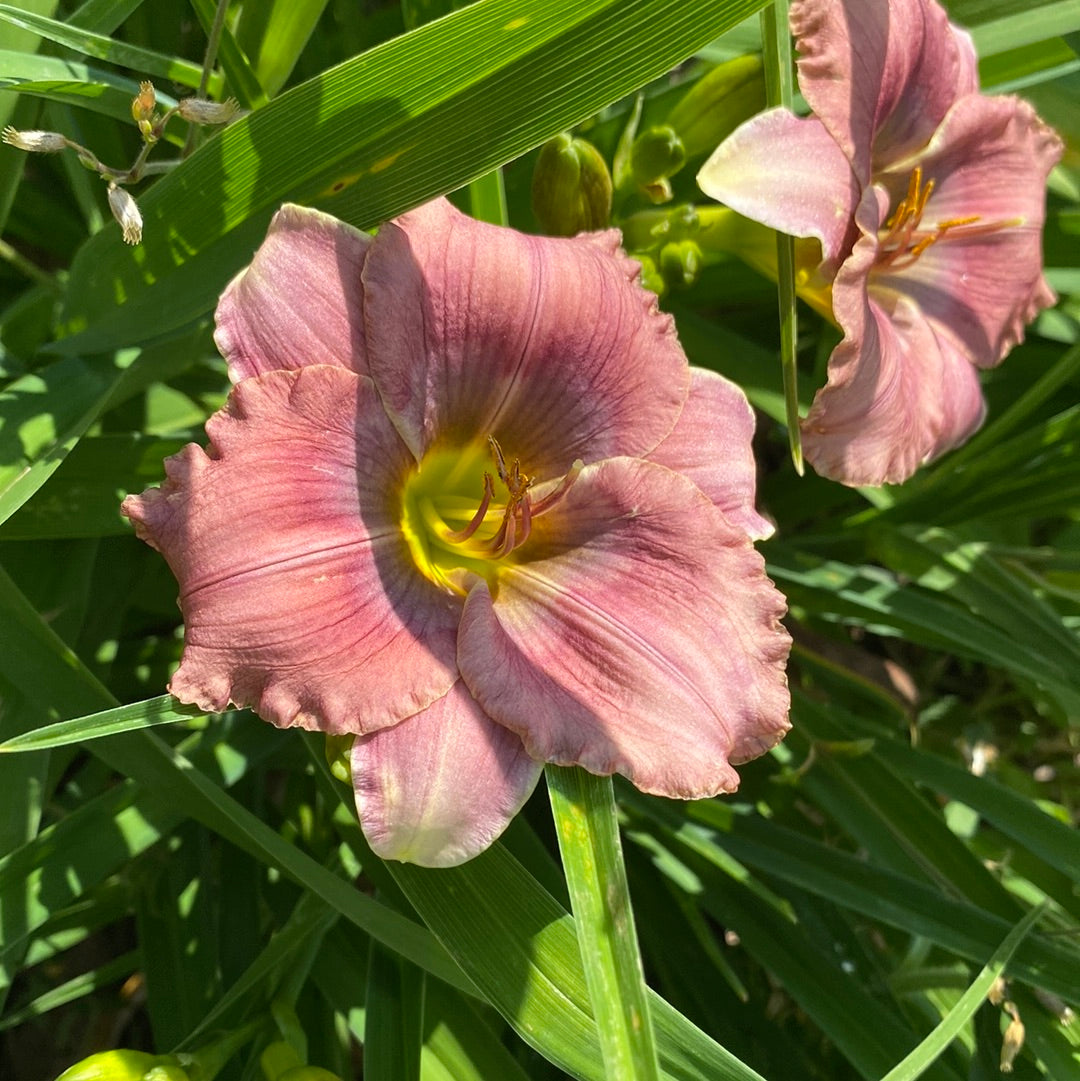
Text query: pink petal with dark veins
803 194 986 485
790 0 978 182
875 94 1062 368
122 365 460 732
457 458 790 798
361 198 688 479
214 204 371 382
352 680 542 868
647 367 773 541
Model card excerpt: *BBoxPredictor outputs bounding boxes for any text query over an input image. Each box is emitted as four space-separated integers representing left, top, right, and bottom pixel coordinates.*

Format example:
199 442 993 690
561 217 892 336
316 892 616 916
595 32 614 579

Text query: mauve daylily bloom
698 0 1063 486
122 198 791 866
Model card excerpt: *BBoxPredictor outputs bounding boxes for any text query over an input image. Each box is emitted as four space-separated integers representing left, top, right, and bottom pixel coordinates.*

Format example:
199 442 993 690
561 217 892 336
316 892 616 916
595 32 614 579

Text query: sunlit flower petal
352 681 542 868
873 94 1061 367
790 0 978 181
362 198 689 475
699 0 1061 486
122 366 459 731
215 204 371 382
698 108 859 267
457 458 790 798
128 198 790 865
646 368 774 540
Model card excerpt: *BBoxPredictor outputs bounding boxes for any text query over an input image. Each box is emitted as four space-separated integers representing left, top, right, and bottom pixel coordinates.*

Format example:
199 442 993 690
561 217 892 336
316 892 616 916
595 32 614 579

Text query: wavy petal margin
352 681 542 868
647 368 773 541
457 458 790 798
790 0 977 181
122 366 460 732
214 204 371 382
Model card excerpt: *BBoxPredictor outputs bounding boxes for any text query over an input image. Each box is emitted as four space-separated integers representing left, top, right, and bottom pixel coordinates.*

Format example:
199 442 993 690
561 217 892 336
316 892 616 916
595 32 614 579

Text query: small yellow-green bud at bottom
667 54 766 158
178 98 240 125
629 126 686 203
55 1050 182 1081
277 1068 345 1081
531 133 612 236
324 734 353 784
2 126 67 153
659 240 701 291
144 1067 191 1081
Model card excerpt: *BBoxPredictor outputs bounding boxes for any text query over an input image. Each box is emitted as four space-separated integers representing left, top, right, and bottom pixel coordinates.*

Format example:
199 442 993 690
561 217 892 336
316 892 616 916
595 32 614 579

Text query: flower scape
698 0 1063 486
122 197 792 867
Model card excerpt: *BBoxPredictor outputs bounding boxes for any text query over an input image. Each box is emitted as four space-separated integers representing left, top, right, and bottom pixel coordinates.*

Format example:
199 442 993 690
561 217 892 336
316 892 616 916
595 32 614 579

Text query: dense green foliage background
0 1 1078 1079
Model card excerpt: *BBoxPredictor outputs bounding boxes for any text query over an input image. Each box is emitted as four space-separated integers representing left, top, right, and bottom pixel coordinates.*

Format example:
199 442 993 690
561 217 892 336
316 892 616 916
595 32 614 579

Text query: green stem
547 765 659 1081
761 0 803 474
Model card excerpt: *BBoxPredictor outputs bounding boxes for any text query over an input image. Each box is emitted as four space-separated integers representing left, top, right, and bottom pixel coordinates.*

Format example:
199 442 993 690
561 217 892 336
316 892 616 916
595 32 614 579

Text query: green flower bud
667 54 766 158
629 127 686 204
260 1039 303 1081
144 1068 191 1081
531 133 612 236
276 1068 345 1081
324 734 353 784
631 253 666 298
55 1050 184 1081
658 240 702 291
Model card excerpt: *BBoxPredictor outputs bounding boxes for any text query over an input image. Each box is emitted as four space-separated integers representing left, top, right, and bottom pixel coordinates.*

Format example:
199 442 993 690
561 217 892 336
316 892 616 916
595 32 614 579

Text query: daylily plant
698 0 1063 486
123 198 791 867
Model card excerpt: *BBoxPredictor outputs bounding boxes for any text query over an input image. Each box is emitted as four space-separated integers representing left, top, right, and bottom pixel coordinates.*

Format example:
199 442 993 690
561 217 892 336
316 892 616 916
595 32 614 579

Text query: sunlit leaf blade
548 766 660 1081
0 49 177 119
0 5 212 89
879 904 1047 1081
391 844 770 1081
58 0 769 354
0 694 200 752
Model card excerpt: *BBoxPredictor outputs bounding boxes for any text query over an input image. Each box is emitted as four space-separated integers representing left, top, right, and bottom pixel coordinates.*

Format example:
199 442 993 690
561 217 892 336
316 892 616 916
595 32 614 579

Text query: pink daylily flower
697 0 1063 486
122 198 791 867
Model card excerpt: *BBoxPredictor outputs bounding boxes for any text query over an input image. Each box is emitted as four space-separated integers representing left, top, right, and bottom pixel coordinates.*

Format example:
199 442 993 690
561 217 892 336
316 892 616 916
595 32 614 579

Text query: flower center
400 436 582 594
876 166 1020 272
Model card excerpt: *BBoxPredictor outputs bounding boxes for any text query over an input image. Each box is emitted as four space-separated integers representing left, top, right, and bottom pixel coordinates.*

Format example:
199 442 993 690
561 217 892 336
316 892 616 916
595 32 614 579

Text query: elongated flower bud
667 55 766 158
108 183 143 245
178 97 240 125
531 133 612 236
2 126 67 152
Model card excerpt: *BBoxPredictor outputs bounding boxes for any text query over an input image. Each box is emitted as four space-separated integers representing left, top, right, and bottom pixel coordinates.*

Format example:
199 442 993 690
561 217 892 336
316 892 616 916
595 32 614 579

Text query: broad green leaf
0 5 213 89
0 949 139 1030
391 844 770 1081
0 48 177 119
0 434 189 540
769 546 1080 716
0 353 134 527
234 0 331 97
58 0 770 355
0 565 474 996
957 0 1080 54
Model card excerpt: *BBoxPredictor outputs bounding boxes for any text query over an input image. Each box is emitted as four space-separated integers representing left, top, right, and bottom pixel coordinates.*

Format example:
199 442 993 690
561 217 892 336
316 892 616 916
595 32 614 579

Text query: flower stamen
877 165 1022 271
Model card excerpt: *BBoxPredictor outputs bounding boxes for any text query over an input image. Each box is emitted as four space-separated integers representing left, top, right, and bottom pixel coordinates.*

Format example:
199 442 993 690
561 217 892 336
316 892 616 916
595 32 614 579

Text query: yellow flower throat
400 436 582 595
